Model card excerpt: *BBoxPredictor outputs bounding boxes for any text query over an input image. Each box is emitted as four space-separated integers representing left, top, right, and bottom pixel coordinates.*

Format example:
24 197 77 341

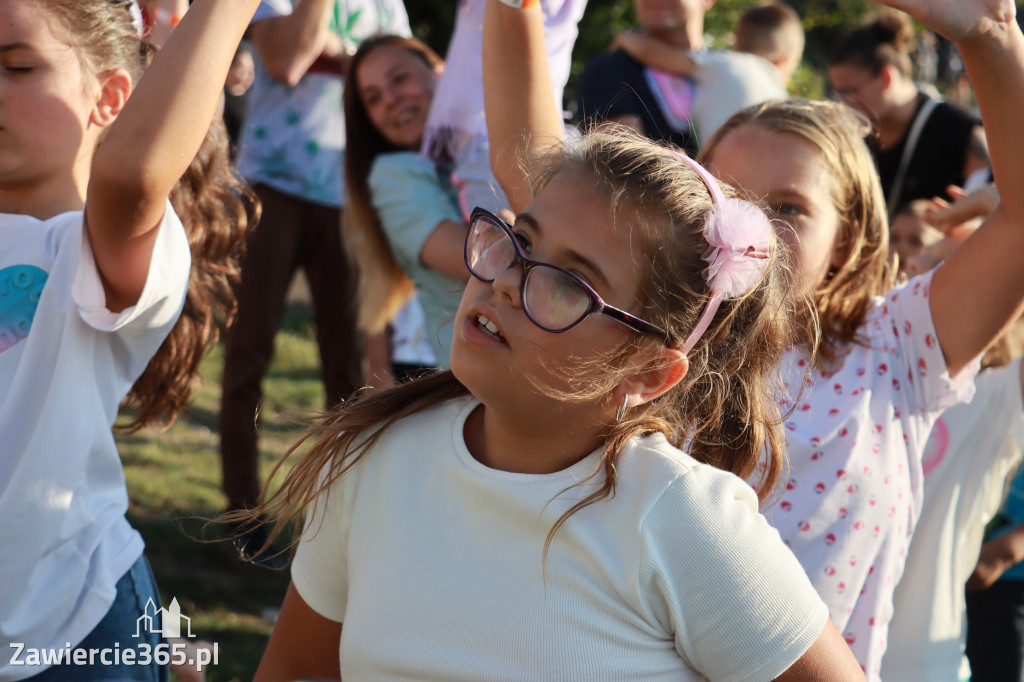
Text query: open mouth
475 314 506 343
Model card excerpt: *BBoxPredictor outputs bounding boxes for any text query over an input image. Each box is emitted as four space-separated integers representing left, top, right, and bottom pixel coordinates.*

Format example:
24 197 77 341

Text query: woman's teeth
476 314 504 341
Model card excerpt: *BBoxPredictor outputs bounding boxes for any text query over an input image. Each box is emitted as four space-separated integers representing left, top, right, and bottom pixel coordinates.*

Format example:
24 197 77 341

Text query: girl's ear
619 348 688 408
879 63 895 91
91 68 133 128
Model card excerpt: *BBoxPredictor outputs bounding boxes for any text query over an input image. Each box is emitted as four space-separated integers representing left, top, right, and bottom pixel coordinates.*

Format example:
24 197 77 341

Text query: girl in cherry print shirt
701 1 1024 677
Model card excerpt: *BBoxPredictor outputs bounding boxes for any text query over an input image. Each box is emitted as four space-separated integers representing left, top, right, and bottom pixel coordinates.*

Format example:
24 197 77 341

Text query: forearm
927 14 1024 375
482 0 564 213
628 40 697 75
250 0 336 86
92 0 260 230
958 21 1024 220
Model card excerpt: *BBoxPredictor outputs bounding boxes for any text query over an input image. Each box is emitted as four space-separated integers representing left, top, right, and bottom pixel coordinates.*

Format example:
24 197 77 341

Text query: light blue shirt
369 152 465 365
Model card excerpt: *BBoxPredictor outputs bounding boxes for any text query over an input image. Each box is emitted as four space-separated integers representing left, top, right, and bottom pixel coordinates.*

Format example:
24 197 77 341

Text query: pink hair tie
670 150 773 354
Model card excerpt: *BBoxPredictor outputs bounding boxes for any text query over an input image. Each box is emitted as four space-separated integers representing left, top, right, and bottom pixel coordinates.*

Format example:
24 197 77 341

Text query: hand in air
925 183 998 234
868 0 1017 45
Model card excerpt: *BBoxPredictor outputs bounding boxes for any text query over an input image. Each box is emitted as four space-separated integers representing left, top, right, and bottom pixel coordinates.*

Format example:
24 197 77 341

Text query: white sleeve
72 199 190 333
253 0 291 23
887 269 979 413
640 469 829 682
291 468 350 623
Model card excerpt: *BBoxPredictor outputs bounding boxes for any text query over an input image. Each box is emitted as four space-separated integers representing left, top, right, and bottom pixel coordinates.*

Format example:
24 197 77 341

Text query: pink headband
670 151 773 354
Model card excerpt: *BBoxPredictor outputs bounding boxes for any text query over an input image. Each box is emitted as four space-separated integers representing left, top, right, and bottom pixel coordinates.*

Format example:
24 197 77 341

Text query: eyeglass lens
467 215 592 332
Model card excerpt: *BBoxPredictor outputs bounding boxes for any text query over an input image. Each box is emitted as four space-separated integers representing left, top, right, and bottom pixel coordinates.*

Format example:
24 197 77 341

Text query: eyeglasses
464 207 668 339
831 72 880 100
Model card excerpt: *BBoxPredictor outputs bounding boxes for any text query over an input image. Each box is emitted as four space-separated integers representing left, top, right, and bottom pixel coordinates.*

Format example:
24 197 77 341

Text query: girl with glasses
247 3 867 681
701 0 1024 678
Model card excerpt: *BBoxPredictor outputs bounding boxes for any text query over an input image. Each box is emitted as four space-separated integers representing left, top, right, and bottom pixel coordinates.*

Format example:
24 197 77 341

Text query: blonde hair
237 130 795 558
702 99 897 367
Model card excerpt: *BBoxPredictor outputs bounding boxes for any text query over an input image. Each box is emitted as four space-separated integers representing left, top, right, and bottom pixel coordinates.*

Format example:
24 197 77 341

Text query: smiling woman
342 35 469 371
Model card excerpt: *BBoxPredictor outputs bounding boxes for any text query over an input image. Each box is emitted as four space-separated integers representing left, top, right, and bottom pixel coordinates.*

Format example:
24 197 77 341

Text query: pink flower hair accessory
670 150 773 353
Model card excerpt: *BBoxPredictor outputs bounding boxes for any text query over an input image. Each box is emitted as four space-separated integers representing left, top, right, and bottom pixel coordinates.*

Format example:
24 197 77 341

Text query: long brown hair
243 130 796 557
702 99 897 367
42 0 258 430
342 34 444 334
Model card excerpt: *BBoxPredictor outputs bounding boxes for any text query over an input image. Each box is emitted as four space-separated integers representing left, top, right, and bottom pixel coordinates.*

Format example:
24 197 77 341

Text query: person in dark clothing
828 10 989 216
577 0 717 154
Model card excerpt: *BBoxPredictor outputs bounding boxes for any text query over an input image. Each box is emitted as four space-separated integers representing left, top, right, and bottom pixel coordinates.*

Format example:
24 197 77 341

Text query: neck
878 87 924 150
0 171 87 220
464 401 608 475
646 21 702 50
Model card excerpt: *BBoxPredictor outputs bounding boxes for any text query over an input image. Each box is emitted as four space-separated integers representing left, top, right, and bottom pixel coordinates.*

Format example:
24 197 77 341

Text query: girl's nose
491 262 524 309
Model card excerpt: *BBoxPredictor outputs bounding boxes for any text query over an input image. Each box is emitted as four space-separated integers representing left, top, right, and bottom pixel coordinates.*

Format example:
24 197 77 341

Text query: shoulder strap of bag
888 96 941 219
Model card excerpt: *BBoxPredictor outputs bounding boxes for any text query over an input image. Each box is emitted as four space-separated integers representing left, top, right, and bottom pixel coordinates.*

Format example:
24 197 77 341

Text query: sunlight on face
356 45 439 151
450 171 645 412
0 0 104 213
706 124 845 296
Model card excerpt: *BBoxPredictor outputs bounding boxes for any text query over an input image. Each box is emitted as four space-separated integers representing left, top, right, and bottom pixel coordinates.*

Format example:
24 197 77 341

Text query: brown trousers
219 184 362 511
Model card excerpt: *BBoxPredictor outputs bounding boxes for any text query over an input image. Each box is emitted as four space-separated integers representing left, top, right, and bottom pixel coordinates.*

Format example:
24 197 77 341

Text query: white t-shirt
421 0 585 157
762 270 978 680
292 396 829 682
689 50 787 147
0 205 190 680
882 358 1024 682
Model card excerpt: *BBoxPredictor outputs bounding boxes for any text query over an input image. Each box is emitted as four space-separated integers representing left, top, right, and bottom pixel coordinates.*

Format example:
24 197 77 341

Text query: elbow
263 58 305 87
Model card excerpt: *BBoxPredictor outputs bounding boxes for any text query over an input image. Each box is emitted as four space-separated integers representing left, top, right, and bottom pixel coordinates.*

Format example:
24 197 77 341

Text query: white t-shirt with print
762 270 978 680
237 0 411 207
0 205 189 680
292 396 829 682
882 358 1024 682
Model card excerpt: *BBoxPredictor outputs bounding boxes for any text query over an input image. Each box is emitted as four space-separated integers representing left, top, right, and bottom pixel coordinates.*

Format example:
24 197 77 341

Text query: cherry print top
761 270 978 680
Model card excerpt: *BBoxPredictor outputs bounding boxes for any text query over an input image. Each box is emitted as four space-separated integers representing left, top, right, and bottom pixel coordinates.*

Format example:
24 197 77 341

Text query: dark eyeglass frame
464 207 669 340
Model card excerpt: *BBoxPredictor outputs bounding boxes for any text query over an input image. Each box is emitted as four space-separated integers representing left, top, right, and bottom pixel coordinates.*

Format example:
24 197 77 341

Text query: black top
577 50 697 154
874 94 981 207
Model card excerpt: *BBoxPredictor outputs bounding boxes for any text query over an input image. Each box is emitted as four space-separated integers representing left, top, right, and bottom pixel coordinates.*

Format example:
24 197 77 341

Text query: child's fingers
866 0 1017 44
924 184 999 232
946 184 969 201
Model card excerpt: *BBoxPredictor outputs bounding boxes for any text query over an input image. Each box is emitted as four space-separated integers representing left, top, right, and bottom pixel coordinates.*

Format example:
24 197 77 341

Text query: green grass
118 303 325 682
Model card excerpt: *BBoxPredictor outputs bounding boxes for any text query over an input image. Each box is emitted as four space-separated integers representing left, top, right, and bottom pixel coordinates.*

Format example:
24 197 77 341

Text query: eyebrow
515 212 612 289
0 43 33 53
767 188 812 204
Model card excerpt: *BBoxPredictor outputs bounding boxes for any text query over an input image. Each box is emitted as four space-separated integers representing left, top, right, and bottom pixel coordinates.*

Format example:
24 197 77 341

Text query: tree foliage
406 0 1023 111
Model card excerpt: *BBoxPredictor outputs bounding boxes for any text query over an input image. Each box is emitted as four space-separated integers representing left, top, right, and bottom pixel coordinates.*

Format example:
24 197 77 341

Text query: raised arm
612 30 699 76
87 0 260 312
248 0 347 87
880 0 1024 377
482 0 565 213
